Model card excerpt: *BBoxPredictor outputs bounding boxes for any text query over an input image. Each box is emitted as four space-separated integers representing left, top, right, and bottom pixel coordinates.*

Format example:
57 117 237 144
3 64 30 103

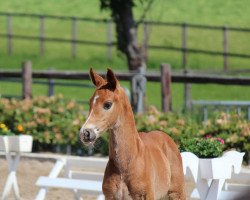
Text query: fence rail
2 62 250 113
1 12 250 32
1 12 250 70
191 100 250 121
2 68 250 84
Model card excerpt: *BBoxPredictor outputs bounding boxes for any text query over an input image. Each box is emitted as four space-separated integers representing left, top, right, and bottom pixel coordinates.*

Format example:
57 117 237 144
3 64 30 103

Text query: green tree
100 0 153 71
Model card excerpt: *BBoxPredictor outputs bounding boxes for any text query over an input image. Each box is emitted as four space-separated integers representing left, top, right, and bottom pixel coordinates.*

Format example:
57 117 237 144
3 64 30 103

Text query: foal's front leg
103 161 132 200
103 176 133 200
130 193 154 200
102 172 120 199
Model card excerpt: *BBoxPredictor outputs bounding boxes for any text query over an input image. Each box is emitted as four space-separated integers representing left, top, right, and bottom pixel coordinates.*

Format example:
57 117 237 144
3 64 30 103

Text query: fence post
48 68 55 96
182 23 192 111
248 107 250 121
22 61 32 99
203 106 208 122
7 14 13 55
71 17 77 58
161 64 172 112
182 23 187 68
132 69 147 113
223 26 228 71
143 22 149 62
39 16 45 55
184 71 192 110
107 20 113 60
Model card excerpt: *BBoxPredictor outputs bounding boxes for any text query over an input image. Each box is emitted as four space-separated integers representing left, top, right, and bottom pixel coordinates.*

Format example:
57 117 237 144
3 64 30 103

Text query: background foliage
0 0 250 158
1 0 250 111
1 96 250 159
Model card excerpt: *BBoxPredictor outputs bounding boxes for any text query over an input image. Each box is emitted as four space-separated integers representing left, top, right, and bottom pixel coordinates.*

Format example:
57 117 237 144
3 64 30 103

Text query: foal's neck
108 90 141 172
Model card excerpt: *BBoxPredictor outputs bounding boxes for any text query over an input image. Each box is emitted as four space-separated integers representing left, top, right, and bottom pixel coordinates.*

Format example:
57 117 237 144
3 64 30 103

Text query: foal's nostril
81 128 96 142
85 129 90 138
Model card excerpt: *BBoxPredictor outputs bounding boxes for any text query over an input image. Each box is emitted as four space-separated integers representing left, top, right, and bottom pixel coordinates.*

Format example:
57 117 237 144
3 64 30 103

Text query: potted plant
0 123 33 152
180 137 244 179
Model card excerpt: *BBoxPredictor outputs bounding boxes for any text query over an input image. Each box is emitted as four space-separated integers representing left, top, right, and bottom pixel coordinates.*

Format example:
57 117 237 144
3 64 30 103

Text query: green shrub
179 137 224 158
135 106 200 144
199 112 250 154
1 98 250 157
0 95 86 145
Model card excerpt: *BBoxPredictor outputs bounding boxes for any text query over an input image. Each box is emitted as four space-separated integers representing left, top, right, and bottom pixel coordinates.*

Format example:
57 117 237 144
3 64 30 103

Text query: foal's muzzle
79 128 96 144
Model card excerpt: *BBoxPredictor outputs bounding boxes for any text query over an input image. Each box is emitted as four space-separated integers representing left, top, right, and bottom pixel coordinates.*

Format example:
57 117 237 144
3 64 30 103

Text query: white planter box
181 150 245 180
0 135 33 152
199 157 231 179
182 150 245 200
199 151 244 179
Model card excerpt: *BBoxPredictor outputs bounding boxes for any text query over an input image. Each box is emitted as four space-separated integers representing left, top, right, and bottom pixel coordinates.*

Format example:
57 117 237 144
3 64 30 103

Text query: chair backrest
64 157 108 181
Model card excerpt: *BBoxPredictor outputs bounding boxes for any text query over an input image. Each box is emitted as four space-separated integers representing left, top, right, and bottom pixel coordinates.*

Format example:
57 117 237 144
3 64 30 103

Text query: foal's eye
103 102 112 110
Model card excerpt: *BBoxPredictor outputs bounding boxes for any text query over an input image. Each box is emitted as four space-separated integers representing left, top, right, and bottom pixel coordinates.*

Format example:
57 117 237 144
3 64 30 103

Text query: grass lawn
0 0 250 111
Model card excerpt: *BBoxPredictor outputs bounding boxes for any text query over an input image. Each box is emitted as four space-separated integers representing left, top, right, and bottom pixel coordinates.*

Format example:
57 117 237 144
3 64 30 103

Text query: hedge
1 96 250 158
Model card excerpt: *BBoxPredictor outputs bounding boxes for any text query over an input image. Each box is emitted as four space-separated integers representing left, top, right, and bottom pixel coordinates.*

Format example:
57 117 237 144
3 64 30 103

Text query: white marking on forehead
93 95 99 105
79 95 100 135
80 109 93 132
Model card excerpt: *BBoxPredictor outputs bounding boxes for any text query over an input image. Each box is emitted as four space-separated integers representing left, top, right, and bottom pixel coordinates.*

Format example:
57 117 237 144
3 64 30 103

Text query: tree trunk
113 2 146 72
100 0 147 111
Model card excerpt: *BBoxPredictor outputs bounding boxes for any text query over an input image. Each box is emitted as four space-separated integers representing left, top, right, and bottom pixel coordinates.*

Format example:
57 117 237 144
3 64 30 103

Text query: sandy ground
0 154 101 200
0 154 195 200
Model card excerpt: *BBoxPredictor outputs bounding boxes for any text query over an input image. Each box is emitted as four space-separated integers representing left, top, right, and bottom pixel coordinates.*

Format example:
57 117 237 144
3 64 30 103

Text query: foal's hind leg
167 168 186 200
168 164 186 200
168 156 186 200
168 192 185 200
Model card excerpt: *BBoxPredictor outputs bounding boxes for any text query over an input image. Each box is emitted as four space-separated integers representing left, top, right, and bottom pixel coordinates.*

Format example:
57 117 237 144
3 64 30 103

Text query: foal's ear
89 68 105 87
106 68 119 90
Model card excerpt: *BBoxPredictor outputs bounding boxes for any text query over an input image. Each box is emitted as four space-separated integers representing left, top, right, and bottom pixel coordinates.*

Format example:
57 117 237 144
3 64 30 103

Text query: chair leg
73 189 83 200
35 188 47 200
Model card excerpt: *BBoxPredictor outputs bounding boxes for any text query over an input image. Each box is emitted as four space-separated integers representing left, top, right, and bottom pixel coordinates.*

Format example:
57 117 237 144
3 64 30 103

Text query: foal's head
79 68 124 145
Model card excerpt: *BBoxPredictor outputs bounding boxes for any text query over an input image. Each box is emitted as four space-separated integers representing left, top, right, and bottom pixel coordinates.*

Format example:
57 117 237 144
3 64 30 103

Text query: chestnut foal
79 68 186 200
